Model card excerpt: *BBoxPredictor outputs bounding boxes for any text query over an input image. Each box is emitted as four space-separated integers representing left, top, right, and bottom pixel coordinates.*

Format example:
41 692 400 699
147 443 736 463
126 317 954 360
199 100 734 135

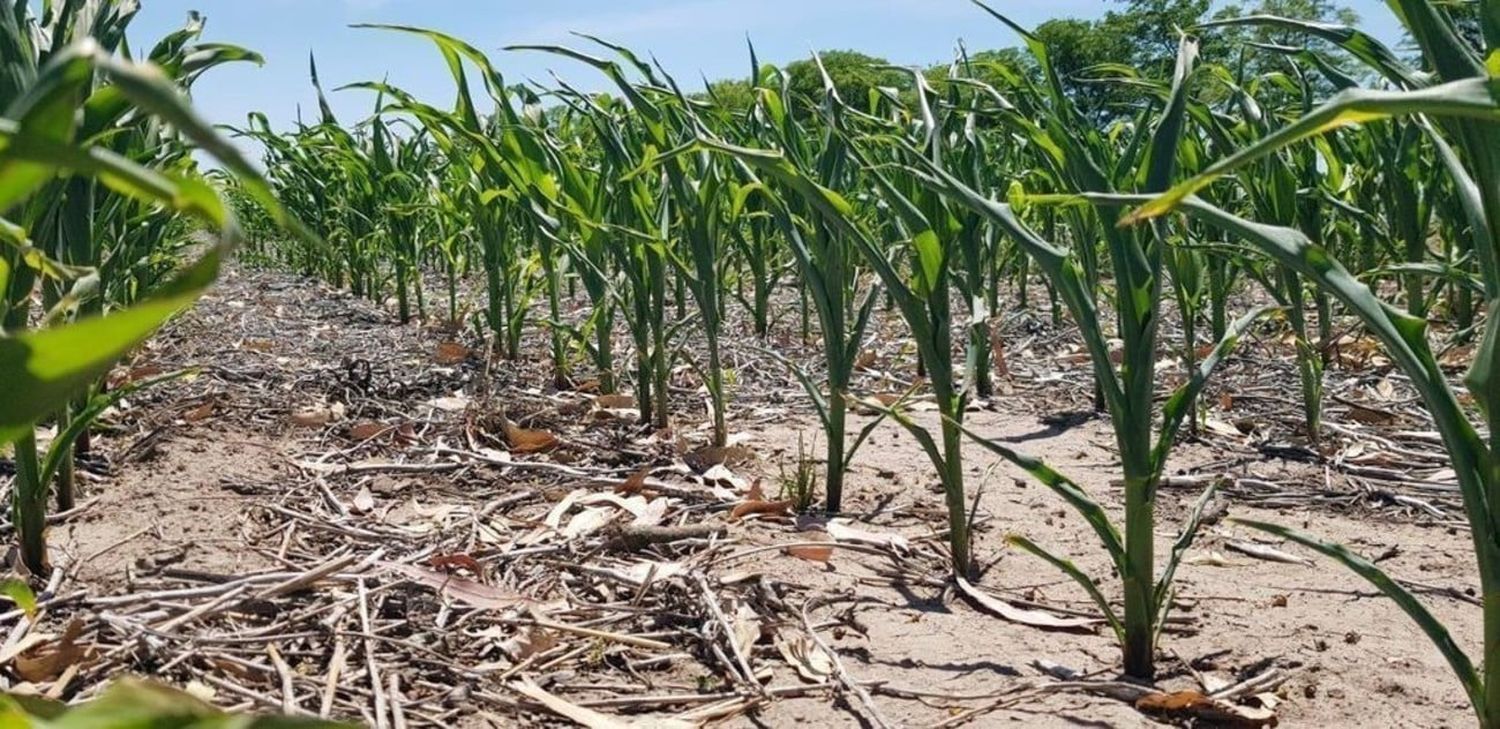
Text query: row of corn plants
242 1 1500 715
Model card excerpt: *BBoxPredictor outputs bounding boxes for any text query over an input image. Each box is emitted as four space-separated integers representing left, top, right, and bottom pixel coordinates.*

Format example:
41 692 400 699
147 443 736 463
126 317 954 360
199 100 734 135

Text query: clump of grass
778 433 820 513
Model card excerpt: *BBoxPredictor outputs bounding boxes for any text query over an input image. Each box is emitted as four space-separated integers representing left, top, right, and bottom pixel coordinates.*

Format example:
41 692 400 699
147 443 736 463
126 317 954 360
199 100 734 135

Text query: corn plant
695 58 982 571
1127 2 1500 722
519 91 624 393
1205 63 1331 441
915 12 1278 679
718 49 795 340
1 5 296 575
718 55 885 514
574 90 676 423
6 6 264 518
510 38 737 445
348 28 562 368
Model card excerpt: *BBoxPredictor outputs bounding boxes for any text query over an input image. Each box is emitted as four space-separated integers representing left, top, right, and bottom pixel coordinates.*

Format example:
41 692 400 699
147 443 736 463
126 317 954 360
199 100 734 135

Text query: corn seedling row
6 0 1500 722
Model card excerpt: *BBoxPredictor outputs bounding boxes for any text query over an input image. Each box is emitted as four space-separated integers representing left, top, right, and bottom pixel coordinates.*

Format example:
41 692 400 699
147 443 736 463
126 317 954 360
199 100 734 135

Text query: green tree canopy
700 0 1362 121
784 49 911 111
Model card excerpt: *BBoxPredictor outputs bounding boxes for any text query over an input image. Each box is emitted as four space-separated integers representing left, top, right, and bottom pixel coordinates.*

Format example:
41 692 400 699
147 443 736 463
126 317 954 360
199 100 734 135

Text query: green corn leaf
0 42 95 213
309 51 338 125
865 399 948 483
1168 195 1500 551
1007 535 1124 643
1154 481 1221 630
842 400 896 473
1234 518 1483 721
1152 304 1280 481
906 162 1126 417
911 228 943 295
356 24 509 128
1466 300 1500 428
752 344 829 428
42 678 357 727
0 579 37 619
950 418 1128 579
39 369 193 487
1389 0 1485 83
1127 77 1500 224
0 248 219 444
1201 16 1420 88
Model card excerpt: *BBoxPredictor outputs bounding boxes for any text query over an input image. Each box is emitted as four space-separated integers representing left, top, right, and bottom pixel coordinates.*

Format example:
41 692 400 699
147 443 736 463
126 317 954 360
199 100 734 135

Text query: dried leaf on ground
1346 404 1396 425
14 619 90 683
425 394 471 412
825 519 911 552
731 498 795 521
1226 540 1314 567
701 464 750 492
633 498 669 527
181 401 215 423
109 364 164 390
775 631 836 682
732 605 762 658
500 628 560 662
385 563 543 612
1136 690 1278 727
595 394 636 409
435 341 470 365
290 402 345 428
351 484 376 514
503 419 560 454
955 577 1101 632
349 421 389 440
428 554 485 576
545 490 586 530
615 561 687 585
1183 550 1237 567
615 467 652 496
578 492 651 518
509 678 695 729
784 544 834 562
684 445 754 473
563 507 615 540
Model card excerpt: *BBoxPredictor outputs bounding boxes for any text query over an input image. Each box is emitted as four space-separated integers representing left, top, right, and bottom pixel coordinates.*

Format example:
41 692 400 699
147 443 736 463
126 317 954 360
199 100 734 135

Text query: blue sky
127 0 1408 136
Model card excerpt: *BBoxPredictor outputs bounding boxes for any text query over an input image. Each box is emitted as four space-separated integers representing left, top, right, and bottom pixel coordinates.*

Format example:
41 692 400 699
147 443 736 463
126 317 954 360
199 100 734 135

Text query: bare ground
0 261 1482 728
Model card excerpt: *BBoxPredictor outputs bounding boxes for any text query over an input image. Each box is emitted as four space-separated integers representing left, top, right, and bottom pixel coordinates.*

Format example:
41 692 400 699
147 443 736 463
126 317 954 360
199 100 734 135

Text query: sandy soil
4 261 1482 728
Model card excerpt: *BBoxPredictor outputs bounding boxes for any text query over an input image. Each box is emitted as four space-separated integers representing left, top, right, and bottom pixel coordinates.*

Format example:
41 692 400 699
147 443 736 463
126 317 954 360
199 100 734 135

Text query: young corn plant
1215 66 1330 441
521 89 629 394
510 39 736 446
920 18 1272 679
724 56 882 514
709 50 790 340
699 55 982 572
580 95 676 425
1 22 296 574
1128 2 1500 721
353 27 562 367
9 6 266 516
